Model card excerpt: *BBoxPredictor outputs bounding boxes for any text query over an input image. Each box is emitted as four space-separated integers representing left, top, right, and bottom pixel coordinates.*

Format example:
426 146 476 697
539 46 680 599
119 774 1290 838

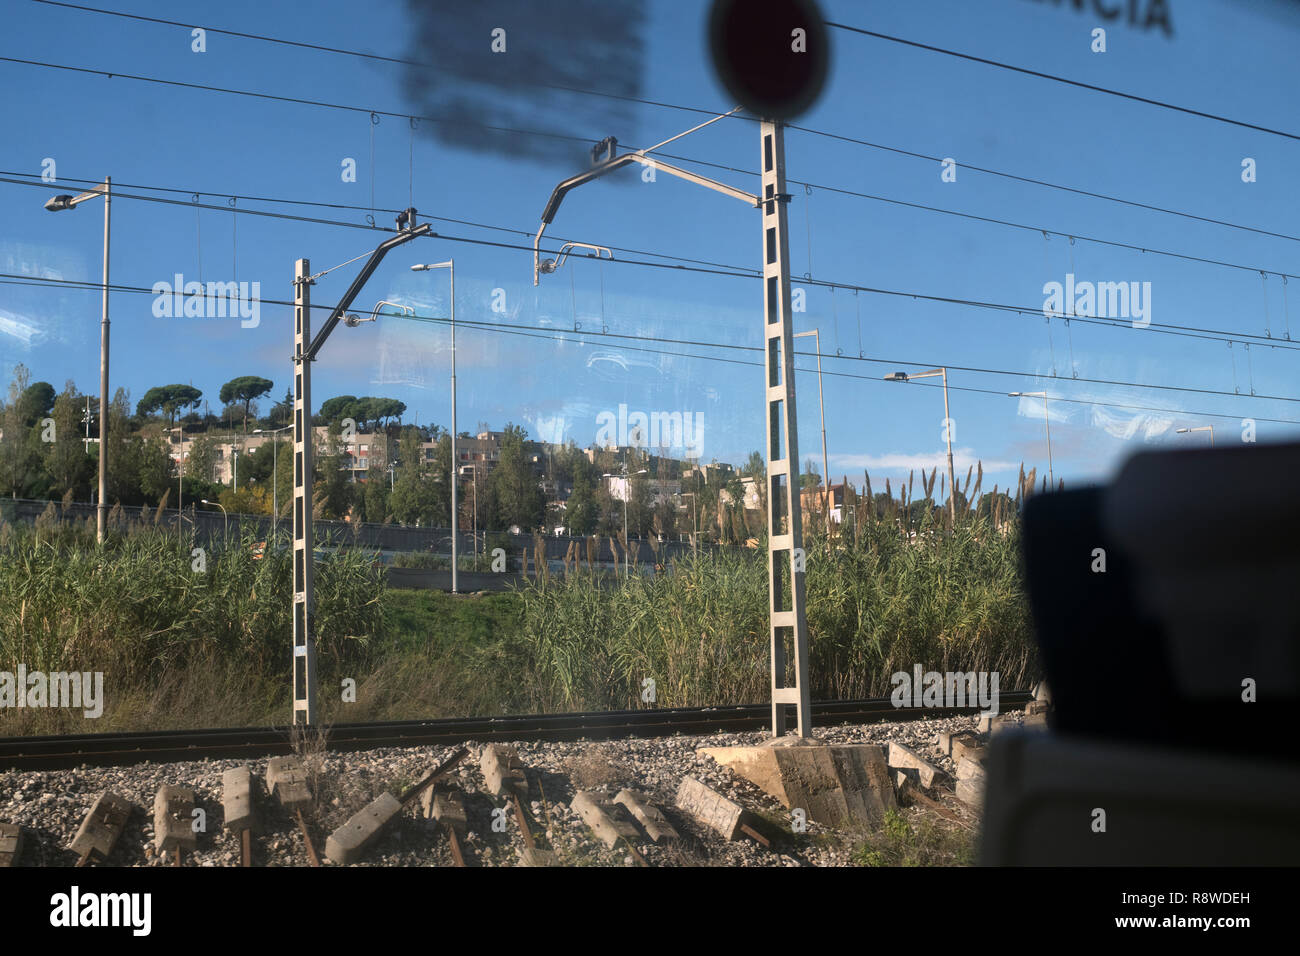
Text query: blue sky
3 0 1299 497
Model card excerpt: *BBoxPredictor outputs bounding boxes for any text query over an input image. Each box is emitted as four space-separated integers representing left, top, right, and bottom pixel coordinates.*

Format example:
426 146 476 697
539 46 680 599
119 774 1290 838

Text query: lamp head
884 372 908 383
44 195 74 212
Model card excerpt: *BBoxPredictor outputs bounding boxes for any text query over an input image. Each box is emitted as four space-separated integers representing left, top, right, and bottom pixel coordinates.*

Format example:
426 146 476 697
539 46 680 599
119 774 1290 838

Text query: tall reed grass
509 471 1036 710
0 510 384 683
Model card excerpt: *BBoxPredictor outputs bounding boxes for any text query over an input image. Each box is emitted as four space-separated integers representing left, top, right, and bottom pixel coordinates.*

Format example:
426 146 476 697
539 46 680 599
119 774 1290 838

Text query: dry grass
851 807 975 867
562 744 633 791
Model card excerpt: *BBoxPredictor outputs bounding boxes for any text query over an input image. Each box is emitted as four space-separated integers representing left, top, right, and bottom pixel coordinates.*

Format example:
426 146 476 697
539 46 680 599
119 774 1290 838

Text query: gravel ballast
0 711 1015 867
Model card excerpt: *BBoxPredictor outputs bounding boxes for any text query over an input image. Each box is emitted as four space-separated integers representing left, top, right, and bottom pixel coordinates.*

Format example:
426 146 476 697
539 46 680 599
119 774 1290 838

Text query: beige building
168 426 391 485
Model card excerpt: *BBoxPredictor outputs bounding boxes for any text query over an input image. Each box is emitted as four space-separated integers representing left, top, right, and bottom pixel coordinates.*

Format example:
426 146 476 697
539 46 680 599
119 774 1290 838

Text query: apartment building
799 481 846 524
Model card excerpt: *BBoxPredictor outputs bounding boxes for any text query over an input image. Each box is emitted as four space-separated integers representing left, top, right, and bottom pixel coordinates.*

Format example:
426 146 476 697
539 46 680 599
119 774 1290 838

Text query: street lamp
1009 391 1054 489
680 490 700 558
410 260 459 592
45 178 111 544
795 329 831 540
1176 425 1215 447
254 424 293 536
168 425 185 551
602 468 648 580
887 368 957 523
471 465 480 569
201 498 228 538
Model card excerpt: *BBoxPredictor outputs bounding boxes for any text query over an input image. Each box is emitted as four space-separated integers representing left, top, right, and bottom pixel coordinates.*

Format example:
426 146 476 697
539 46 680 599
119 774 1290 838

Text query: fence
0 497 717 569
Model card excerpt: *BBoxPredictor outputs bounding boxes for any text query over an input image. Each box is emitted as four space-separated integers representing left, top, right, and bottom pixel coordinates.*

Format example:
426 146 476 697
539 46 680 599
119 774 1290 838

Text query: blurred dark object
980 441 1300 865
401 0 645 166
708 0 830 119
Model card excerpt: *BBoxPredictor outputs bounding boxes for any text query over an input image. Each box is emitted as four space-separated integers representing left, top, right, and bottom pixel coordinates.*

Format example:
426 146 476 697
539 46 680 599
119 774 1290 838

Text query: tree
373 397 406 428
268 387 293 427
0 364 43 498
20 381 56 425
362 475 390 524
185 434 218 483
105 387 139 505
45 382 93 498
627 474 653 536
137 384 202 427
799 456 821 489
319 395 358 425
564 461 598 535
653 493 677 538
486 424 544 532
136 435 174 502
219 376 274 431
314 420 353 518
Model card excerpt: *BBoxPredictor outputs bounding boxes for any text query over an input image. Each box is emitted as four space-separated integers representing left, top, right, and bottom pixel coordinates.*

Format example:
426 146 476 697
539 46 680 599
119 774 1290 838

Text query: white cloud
830 447 1017 474
0 308 40 347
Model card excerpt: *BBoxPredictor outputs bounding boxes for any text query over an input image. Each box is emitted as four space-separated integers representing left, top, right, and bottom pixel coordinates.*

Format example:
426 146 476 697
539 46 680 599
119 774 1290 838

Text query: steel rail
0 693 1032 771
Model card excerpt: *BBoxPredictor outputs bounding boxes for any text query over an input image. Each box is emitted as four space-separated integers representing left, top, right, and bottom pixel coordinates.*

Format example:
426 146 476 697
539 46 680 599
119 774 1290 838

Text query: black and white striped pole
709 0 829 737
291 257 317 728
758 119 812 737
291 214 431 727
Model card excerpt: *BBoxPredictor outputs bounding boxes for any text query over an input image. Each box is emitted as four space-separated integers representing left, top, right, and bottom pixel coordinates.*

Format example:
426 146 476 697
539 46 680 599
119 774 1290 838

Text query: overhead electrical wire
2 52 1295 247
27 0 733 120
5 268 1299 411
3 171 1294 358
823 20 1300 143
5 269 1290 429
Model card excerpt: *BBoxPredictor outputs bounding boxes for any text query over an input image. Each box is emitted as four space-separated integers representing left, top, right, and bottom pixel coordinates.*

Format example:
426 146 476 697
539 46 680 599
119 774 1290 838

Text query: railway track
0 693 1031 771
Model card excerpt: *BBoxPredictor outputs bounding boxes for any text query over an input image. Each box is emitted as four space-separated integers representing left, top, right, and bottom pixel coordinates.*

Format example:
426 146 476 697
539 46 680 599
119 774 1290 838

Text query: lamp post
795 329 831 540
254 424 293 536
1176 425 1215 447
886 368 956 523
201 498 228 538
169 425 185 551
680 490 700 558
603 468 648 580
45 178 111 544
411 260 458 592
1009 391 1054 489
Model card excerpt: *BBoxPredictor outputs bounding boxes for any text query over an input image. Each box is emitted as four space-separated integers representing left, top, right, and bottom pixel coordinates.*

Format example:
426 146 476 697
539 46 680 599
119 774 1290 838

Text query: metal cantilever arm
305 223 431 361
533 151 760 284
623 154 758 207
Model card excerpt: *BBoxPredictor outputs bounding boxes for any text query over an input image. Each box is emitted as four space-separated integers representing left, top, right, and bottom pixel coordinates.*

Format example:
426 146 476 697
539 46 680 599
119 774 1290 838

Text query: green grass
382 588 522 655
852 808 975 867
